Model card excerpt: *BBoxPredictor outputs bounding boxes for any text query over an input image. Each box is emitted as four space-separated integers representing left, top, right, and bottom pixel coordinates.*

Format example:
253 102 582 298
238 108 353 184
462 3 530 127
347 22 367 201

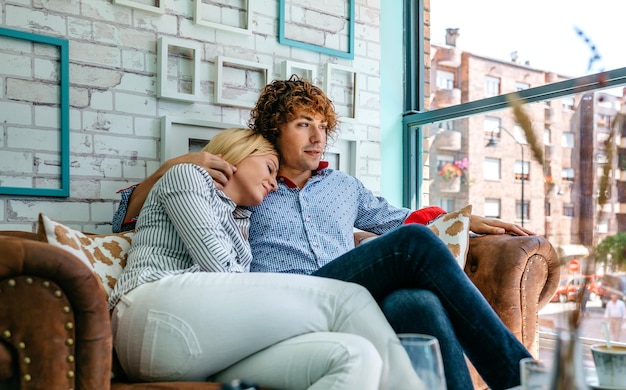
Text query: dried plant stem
506 93 544 166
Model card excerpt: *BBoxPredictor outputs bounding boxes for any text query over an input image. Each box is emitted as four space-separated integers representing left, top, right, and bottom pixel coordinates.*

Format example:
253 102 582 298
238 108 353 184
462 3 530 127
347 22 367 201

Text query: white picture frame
160 116 238 163
324 63 359 123
157 37 202 102
326 138 359 176
215 56 271 108
281 60 318 84
113 0 165 14
194 0 253 35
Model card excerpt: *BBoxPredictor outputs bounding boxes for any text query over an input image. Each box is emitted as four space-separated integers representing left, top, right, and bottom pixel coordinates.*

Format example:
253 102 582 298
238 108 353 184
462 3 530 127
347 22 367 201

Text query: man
604 293 626 341
113 76 534 390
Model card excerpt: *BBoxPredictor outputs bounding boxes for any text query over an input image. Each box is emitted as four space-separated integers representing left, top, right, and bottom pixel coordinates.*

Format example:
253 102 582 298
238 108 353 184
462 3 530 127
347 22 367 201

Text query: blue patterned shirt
112 166 411 275
246 167 411 274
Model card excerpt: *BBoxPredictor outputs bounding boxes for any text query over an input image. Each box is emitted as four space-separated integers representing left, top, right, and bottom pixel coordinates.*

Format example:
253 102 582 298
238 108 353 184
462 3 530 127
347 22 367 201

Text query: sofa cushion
425 204 472 268
37 213 134 300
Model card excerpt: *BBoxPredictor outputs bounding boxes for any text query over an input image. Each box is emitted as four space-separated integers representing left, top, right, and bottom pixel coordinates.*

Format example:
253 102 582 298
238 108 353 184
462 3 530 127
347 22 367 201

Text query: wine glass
398 333 447 390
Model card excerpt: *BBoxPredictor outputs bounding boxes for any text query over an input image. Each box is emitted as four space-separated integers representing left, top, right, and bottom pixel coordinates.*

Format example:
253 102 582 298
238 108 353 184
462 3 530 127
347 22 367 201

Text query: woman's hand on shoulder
167 152 236 190
469 214 535 236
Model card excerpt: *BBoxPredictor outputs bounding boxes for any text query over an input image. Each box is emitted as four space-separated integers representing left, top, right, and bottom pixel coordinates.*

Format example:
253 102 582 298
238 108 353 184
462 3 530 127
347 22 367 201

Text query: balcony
434 129 462 151
434 47 462 67
431 88 461 108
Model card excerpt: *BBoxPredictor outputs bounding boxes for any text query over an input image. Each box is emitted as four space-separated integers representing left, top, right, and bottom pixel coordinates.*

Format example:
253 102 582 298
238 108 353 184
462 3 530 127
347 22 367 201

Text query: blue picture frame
0 27 70 197
278 0 355 60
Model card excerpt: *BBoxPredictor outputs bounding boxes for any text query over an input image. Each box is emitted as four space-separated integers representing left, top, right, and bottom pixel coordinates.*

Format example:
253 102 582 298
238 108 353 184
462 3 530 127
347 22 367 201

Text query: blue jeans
313 224 531 390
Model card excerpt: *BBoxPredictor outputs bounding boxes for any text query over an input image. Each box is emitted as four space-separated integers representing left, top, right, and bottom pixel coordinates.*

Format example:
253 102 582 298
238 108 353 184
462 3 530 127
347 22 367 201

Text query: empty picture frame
0 27 69 197
326 138 359 176
215 56 271 108
194 0 252 35
324 63 358 122
113 0 165 14
160 116 238 163
278 0 355 59
157 37 202 102
281 60 318 84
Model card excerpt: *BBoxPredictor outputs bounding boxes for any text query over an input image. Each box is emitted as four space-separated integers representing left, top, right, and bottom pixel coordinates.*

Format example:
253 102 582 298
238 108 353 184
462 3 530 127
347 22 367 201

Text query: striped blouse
108 163 252 309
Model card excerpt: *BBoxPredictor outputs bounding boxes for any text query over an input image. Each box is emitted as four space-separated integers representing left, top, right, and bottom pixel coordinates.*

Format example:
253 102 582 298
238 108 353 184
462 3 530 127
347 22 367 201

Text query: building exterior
427 30 625 265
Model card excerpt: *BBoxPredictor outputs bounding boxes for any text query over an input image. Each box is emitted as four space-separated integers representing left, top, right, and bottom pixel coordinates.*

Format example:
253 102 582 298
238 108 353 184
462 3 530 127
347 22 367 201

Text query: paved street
537 297 626 373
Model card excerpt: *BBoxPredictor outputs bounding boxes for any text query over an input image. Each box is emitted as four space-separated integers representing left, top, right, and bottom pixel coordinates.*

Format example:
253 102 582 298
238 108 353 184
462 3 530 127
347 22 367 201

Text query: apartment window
516 200 529 222
515 82 530 91
436 155 454 169
484 199 501 218
484 76 500 97
543 128 552 145
483 158 501 181
513 125 528 144
484 116 501 139
562 168 575 182
562 96 575 110
561 132 575 148
436 70 455 90
619 149 626 170
514 161 530 180
438 198 456 212
598 220 609 234
563 204 575 217
597 114 611 128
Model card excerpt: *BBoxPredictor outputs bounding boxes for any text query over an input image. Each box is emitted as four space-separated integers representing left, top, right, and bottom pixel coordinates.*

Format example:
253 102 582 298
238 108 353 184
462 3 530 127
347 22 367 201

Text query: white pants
112 272 423 390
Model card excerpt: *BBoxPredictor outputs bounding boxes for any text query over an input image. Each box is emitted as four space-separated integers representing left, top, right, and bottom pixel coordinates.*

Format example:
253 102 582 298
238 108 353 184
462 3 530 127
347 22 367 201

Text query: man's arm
113 152 235 232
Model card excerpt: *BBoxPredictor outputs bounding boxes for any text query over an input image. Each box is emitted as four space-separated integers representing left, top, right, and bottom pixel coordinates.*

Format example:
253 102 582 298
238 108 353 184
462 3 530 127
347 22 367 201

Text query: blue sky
430 0 625 78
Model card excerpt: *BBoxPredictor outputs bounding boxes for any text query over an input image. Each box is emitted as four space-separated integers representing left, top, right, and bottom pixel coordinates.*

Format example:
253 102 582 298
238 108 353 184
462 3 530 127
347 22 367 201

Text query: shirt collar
278 161 330 189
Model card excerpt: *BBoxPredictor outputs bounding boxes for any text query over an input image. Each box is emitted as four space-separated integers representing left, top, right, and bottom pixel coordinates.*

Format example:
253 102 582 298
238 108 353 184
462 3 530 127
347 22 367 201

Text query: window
598 219 609 234
483 158 501 181
513 125 528 144
563 204 575 217
515 82 530 91
562 96 575 110
484 199 501 218
543 128 552 145
484 116 501 139
514 161 530 180
597 114 611 128
562 168 575 182
436 155 454 169
516 200 529 222
484 76 500 97
545 202 551 217
561 132 575 148
436 70 455 90
438 198 456 212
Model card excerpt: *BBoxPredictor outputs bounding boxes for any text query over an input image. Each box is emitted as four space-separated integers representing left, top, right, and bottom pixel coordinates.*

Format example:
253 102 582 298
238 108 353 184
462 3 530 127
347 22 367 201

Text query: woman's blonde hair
201 127 277 166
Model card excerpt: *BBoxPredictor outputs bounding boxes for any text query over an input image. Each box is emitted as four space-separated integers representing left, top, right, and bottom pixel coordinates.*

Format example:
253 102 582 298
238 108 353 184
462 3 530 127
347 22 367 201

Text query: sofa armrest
465 234 560 354
0 236 112 389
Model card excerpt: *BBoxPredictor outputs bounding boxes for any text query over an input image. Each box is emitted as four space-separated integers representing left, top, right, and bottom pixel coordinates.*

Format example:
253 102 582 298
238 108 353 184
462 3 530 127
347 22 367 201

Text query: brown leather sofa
0 230 559 390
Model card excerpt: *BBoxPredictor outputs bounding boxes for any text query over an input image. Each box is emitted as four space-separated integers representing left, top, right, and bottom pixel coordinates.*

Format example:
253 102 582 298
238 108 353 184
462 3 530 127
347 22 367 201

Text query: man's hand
123 152 235 224
165 152 236 190
469 215 535 236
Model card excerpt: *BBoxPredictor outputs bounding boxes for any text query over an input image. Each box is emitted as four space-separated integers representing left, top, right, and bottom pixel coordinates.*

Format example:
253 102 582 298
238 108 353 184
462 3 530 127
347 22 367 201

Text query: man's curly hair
249 75 338 146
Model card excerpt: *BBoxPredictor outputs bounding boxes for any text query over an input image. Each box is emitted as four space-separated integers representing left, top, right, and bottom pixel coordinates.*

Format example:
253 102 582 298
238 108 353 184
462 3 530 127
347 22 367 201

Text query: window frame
401 1 626 209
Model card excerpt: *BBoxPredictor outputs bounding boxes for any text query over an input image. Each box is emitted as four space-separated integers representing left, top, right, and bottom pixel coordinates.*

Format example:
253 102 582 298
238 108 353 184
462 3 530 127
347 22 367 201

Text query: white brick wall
0 0 382 232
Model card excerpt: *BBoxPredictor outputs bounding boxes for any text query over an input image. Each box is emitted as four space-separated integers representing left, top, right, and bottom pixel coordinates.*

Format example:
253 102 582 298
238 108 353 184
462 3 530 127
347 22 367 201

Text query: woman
108 128 422 390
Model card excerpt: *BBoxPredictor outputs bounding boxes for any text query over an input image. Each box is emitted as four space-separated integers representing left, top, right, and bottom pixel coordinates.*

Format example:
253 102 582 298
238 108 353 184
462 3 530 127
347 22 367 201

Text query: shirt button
312 242 318 246
305 217 311 222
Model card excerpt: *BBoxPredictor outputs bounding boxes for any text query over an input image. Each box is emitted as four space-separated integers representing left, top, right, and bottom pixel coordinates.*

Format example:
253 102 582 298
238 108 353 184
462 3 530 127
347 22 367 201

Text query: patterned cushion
37 213 134 300
426 204 472 268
